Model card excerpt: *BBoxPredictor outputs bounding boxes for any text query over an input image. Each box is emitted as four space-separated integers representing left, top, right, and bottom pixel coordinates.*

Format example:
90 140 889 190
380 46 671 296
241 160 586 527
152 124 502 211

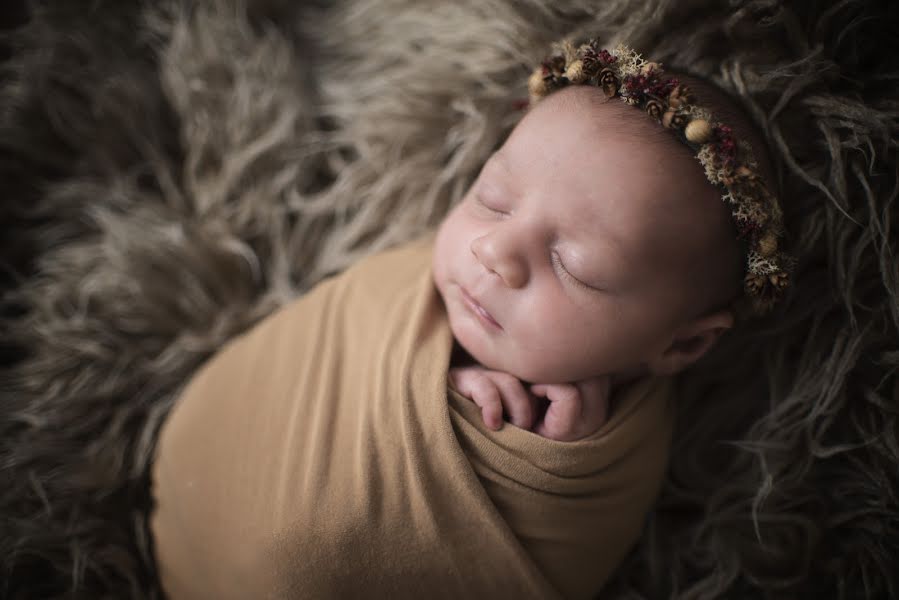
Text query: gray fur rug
1 0 897 598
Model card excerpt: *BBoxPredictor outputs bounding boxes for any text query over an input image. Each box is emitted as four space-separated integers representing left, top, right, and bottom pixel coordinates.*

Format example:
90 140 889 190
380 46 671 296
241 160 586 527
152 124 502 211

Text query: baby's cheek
524 302 584 351
517 325 607 382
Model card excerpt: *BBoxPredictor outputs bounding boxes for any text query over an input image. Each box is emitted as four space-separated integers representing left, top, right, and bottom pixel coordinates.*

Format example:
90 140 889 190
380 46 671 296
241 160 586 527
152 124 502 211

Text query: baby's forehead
512 87 716 224
516 88 702 194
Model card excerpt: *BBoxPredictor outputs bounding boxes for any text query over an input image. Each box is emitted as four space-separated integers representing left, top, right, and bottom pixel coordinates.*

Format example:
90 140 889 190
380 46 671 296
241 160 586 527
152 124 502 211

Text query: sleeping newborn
438 83 745 442
150 47 781 600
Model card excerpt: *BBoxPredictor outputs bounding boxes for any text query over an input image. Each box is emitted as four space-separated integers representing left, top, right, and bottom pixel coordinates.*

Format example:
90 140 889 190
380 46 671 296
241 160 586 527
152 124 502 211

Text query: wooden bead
685 119 712 144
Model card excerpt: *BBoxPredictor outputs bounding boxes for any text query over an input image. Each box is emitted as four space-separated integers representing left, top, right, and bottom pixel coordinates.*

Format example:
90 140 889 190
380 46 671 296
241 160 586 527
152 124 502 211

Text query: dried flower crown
527 39 792 315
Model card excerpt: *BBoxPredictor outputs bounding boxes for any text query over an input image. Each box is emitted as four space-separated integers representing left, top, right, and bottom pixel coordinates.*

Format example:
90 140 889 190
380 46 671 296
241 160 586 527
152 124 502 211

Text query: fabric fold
448 375 674 599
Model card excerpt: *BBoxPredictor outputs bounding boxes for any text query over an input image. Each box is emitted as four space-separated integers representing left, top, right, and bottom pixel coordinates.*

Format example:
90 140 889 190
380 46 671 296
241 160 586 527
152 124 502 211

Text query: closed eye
475 194 507 215
551 250 601 292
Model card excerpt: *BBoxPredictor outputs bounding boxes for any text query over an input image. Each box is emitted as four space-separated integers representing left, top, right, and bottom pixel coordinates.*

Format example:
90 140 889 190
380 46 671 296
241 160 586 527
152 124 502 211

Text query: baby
150 40 790 600
437 69 780 442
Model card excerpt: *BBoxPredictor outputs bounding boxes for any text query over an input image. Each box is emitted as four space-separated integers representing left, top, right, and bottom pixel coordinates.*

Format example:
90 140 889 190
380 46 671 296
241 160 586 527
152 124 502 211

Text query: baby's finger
532 383 581 441
490 374 537 430
450 369 503 430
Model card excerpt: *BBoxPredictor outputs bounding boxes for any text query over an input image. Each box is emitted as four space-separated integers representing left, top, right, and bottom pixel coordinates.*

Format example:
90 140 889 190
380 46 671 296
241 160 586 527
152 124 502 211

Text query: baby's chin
451 321 631 385
445 307 521 375
448 322 556 383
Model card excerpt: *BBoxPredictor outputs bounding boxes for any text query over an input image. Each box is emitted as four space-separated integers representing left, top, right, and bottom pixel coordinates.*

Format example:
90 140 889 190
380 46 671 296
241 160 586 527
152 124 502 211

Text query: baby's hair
527 39 793 317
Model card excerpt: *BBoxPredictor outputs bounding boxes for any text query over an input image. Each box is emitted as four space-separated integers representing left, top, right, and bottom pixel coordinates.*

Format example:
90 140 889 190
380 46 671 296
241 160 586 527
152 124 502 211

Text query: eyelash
551 251 597 292
476 194 506 215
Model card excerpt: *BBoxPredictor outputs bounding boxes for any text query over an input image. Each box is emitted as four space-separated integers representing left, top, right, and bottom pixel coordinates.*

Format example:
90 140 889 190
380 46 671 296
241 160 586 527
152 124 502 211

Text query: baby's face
432 86 725 383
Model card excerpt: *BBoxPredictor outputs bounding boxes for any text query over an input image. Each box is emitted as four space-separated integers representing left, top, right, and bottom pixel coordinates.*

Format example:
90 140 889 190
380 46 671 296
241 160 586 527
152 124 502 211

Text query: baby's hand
529 379 609 441
448 367 610 442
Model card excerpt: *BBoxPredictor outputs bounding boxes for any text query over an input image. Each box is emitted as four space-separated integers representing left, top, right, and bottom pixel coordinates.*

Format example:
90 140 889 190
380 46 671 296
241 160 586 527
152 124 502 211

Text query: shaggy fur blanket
1 0 897 598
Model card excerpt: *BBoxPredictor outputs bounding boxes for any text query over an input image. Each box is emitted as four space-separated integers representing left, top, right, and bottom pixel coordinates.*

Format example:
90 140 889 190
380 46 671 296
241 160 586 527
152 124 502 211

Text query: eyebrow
475 154 513 197
486 151 512 176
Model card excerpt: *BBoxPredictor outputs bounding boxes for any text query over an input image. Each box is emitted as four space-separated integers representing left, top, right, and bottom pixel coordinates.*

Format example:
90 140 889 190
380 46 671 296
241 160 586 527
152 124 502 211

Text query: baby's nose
471 234 528 288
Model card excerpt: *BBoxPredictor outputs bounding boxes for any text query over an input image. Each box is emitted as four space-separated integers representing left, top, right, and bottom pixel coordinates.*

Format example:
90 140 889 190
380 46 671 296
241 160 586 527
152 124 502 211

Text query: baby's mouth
460 286 502 330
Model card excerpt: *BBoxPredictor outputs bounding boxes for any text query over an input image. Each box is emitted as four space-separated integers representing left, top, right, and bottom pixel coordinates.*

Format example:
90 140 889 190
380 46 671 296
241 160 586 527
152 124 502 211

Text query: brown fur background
1 0 897 598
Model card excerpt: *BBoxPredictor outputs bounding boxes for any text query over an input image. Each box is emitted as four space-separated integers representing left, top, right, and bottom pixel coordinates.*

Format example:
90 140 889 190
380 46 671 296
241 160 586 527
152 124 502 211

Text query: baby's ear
647 309 734 376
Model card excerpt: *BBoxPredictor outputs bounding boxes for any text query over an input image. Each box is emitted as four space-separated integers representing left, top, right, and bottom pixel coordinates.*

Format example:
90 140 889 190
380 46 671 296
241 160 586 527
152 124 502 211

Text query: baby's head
432 42 787 384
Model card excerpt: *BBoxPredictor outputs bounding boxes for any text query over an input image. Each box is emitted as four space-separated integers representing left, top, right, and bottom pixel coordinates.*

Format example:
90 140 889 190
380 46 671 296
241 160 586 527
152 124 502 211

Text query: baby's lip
460 286 502 330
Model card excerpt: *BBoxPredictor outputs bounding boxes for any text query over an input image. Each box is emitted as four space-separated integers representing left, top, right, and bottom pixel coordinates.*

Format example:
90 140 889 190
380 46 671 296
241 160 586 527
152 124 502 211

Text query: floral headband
527 39 792 315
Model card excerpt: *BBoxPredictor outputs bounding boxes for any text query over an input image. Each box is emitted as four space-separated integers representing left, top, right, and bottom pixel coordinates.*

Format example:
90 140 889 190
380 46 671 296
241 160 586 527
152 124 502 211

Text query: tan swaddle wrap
151 234 675 599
